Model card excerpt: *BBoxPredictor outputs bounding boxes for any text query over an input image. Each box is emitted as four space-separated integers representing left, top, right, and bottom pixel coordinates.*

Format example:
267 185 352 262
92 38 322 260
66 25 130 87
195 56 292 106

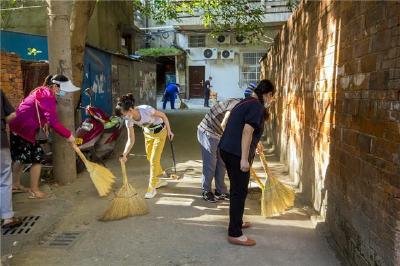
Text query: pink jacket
10 86 72 143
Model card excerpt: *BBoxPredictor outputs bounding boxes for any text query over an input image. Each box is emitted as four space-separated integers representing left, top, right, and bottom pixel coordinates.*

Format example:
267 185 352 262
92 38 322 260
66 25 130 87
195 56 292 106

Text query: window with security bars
188 35 206 47
240 52 265 88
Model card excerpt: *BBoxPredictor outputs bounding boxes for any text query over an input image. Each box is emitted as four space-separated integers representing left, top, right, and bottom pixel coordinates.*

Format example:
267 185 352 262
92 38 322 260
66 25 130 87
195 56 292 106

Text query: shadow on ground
1 110 340 266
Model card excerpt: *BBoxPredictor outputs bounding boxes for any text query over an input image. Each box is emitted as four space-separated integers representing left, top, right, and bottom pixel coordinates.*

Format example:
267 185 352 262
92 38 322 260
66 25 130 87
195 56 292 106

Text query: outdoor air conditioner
221 49 235 60
187 48 205 61
203 48 218 59
234 35 249 45
216 34 231 45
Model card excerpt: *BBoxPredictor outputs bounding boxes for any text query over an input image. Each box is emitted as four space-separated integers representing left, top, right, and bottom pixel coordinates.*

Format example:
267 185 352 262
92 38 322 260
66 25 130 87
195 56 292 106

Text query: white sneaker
155 180 168 189
145 188 157 199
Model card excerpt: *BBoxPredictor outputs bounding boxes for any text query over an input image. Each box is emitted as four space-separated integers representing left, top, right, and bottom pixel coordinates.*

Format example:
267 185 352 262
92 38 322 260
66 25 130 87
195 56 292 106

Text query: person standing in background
1 90 22 229
204 76 212 107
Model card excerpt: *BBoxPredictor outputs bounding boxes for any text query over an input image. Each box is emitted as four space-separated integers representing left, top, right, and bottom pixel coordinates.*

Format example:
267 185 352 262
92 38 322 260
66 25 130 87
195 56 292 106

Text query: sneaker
215 191 230 201
202 191 217 203
155 180 168 189
145 188 157 199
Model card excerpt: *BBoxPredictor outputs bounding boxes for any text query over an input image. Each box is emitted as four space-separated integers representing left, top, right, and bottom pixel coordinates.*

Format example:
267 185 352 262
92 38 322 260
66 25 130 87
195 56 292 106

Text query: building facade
145 0 292 100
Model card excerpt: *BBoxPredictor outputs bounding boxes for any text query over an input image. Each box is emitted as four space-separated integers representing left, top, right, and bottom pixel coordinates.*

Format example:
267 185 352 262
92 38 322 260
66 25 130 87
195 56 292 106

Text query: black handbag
35 99 48 142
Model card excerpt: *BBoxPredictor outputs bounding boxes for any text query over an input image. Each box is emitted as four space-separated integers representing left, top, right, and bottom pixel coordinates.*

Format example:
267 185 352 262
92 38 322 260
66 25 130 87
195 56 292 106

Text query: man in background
204 76 212 107
163 83 180 110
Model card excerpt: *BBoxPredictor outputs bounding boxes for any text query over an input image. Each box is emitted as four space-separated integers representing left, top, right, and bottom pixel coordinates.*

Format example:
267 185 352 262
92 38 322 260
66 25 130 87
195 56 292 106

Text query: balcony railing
170 0 291 26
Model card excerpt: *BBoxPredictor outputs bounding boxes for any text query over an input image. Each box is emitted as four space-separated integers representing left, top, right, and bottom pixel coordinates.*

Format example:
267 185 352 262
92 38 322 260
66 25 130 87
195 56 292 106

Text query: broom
100 161 148 221
72 145 115 197
258 145 295 217
179 95 189 109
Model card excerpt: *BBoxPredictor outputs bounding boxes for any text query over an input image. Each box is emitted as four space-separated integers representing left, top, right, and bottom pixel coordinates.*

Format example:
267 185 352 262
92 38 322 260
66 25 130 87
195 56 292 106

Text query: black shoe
202 191 217 203
1 217 22 229
215 191 230 201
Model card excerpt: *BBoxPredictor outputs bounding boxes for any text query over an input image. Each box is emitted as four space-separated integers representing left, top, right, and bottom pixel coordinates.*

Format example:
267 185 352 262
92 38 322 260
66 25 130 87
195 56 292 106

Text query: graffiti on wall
136 70 156 104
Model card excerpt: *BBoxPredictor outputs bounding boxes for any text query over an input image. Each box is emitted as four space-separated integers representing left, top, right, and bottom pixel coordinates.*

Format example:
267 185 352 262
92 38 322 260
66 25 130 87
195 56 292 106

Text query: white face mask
264 102 270 109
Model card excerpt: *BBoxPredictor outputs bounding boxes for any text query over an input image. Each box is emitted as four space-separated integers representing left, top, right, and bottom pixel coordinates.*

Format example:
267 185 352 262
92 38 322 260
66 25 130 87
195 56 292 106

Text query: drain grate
45 231 83 248
1 216 40 236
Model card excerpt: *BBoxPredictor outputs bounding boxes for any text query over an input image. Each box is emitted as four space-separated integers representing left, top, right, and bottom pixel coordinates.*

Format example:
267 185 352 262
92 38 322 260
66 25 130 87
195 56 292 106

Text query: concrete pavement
1 110 341 266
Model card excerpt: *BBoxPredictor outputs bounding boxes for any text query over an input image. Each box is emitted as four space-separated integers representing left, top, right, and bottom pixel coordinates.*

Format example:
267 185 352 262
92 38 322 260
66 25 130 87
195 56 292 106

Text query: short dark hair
43 74 69 87
253 79 275 104
43 75 54 86
51 74 69 83
116 93 135 113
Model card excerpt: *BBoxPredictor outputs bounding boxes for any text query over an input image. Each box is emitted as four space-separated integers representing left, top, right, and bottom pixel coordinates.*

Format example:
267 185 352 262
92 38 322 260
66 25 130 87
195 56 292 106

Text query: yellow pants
143 127 167 189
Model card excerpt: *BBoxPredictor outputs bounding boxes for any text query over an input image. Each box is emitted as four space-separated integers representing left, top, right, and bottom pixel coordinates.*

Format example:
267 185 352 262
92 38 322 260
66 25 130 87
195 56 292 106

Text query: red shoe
228 235 256 246
242 222 251 229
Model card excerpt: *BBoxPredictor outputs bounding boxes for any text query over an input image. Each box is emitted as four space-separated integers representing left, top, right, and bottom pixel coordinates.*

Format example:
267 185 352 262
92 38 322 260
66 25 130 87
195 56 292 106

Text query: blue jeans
197 128 227 193
1 148 14 219
163 92 176 110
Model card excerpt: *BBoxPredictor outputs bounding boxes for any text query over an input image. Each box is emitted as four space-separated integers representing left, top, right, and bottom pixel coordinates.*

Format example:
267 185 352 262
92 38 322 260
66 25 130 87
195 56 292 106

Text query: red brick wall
261 1 399 265
0 51 24 108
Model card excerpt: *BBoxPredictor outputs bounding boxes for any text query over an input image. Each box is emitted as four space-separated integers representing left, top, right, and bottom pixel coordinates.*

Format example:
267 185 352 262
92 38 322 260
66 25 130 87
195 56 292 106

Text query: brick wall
260 1 400 265
0 51 24 108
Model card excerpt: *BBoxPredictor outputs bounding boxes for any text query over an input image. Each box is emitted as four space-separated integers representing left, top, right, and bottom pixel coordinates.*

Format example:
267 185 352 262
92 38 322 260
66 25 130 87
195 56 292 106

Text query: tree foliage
134 0 272 42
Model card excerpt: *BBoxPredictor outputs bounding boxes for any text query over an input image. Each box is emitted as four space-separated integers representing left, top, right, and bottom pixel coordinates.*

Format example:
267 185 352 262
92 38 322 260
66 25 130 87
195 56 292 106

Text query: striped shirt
198 98 241 138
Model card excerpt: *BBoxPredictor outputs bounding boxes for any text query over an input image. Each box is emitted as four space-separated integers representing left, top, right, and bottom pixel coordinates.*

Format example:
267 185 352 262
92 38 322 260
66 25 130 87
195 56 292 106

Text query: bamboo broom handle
72 144 88 164
258 144 271 179
120 160 128 185
250 168 265 190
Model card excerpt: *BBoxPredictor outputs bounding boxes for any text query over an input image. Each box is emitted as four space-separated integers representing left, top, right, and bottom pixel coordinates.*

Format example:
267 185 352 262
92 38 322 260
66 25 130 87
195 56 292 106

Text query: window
188 35 205 48
240 52 265 87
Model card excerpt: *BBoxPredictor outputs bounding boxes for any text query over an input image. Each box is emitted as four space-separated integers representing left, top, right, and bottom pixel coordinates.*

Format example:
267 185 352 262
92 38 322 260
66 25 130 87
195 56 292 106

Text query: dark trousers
204 91 210 107
163 92 175 110
220 149 250 237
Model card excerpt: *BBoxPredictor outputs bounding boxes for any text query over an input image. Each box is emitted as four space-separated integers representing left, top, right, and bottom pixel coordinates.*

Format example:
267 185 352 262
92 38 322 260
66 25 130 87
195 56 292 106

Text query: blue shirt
219 97 265 162
165 83 179 95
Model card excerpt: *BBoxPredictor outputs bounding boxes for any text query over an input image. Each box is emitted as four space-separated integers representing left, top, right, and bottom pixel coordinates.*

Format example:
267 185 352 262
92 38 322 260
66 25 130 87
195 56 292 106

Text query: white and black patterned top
198 98 241 138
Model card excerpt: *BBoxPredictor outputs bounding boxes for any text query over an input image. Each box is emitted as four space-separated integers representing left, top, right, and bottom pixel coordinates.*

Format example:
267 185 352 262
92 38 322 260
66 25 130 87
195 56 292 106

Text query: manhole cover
45 231 83 248
1 216 40 236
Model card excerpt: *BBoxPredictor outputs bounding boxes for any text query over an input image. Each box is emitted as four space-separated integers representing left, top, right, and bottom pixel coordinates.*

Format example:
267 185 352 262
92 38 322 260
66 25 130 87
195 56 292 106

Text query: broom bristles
261 173 295 217
100 161 148 221
86 162 116 197
101 183 148 221
255 144 296 218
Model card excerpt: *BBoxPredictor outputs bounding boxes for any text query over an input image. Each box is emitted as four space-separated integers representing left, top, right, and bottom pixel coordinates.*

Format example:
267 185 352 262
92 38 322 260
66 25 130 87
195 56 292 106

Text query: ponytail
116 93 135 113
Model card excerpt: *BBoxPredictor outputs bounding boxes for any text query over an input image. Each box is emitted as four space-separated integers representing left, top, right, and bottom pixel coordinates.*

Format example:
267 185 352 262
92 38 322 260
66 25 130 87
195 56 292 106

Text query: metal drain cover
1 216 40 236
44 231 83 248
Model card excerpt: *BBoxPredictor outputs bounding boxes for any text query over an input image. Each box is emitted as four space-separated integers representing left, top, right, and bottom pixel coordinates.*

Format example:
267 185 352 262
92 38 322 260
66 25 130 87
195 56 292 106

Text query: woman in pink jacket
10 74 78 199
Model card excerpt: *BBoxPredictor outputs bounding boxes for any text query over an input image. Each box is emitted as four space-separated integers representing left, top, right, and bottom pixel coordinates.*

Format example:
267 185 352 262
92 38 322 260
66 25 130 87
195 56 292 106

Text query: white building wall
178 33 267 100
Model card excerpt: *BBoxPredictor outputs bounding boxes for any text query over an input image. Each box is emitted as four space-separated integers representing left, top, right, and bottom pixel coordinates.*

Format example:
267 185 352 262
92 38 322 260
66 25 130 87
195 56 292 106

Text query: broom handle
258 144 271 179
250 168 265 190
120 160 128 185
72 144 88 164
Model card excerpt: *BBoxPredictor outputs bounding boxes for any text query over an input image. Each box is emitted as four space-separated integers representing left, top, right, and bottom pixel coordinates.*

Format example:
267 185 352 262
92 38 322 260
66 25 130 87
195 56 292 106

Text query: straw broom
72 145 115 197
100 161 148 221
258 146 295 217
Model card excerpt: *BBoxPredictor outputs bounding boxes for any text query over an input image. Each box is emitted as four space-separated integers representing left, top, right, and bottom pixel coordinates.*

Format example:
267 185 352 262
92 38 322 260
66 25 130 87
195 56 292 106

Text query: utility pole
46 0 77 184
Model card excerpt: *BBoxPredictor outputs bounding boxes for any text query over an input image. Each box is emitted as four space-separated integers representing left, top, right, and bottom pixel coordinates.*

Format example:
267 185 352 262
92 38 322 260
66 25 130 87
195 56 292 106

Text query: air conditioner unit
203 48 218 59
187 48 205 61
221 49 235 59
234 35 249 45
216 34 231 45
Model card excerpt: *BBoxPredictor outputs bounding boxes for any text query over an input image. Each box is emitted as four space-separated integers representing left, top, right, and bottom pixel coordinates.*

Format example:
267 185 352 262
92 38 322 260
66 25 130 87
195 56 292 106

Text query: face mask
264 102 270 109
56 90 66 97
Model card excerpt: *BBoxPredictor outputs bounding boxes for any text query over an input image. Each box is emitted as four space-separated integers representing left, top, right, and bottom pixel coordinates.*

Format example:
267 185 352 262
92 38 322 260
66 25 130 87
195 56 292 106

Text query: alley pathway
2 110 341 266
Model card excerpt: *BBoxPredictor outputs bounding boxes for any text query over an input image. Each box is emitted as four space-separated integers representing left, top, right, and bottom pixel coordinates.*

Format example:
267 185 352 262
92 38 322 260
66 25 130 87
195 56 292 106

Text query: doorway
189 66 205 98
